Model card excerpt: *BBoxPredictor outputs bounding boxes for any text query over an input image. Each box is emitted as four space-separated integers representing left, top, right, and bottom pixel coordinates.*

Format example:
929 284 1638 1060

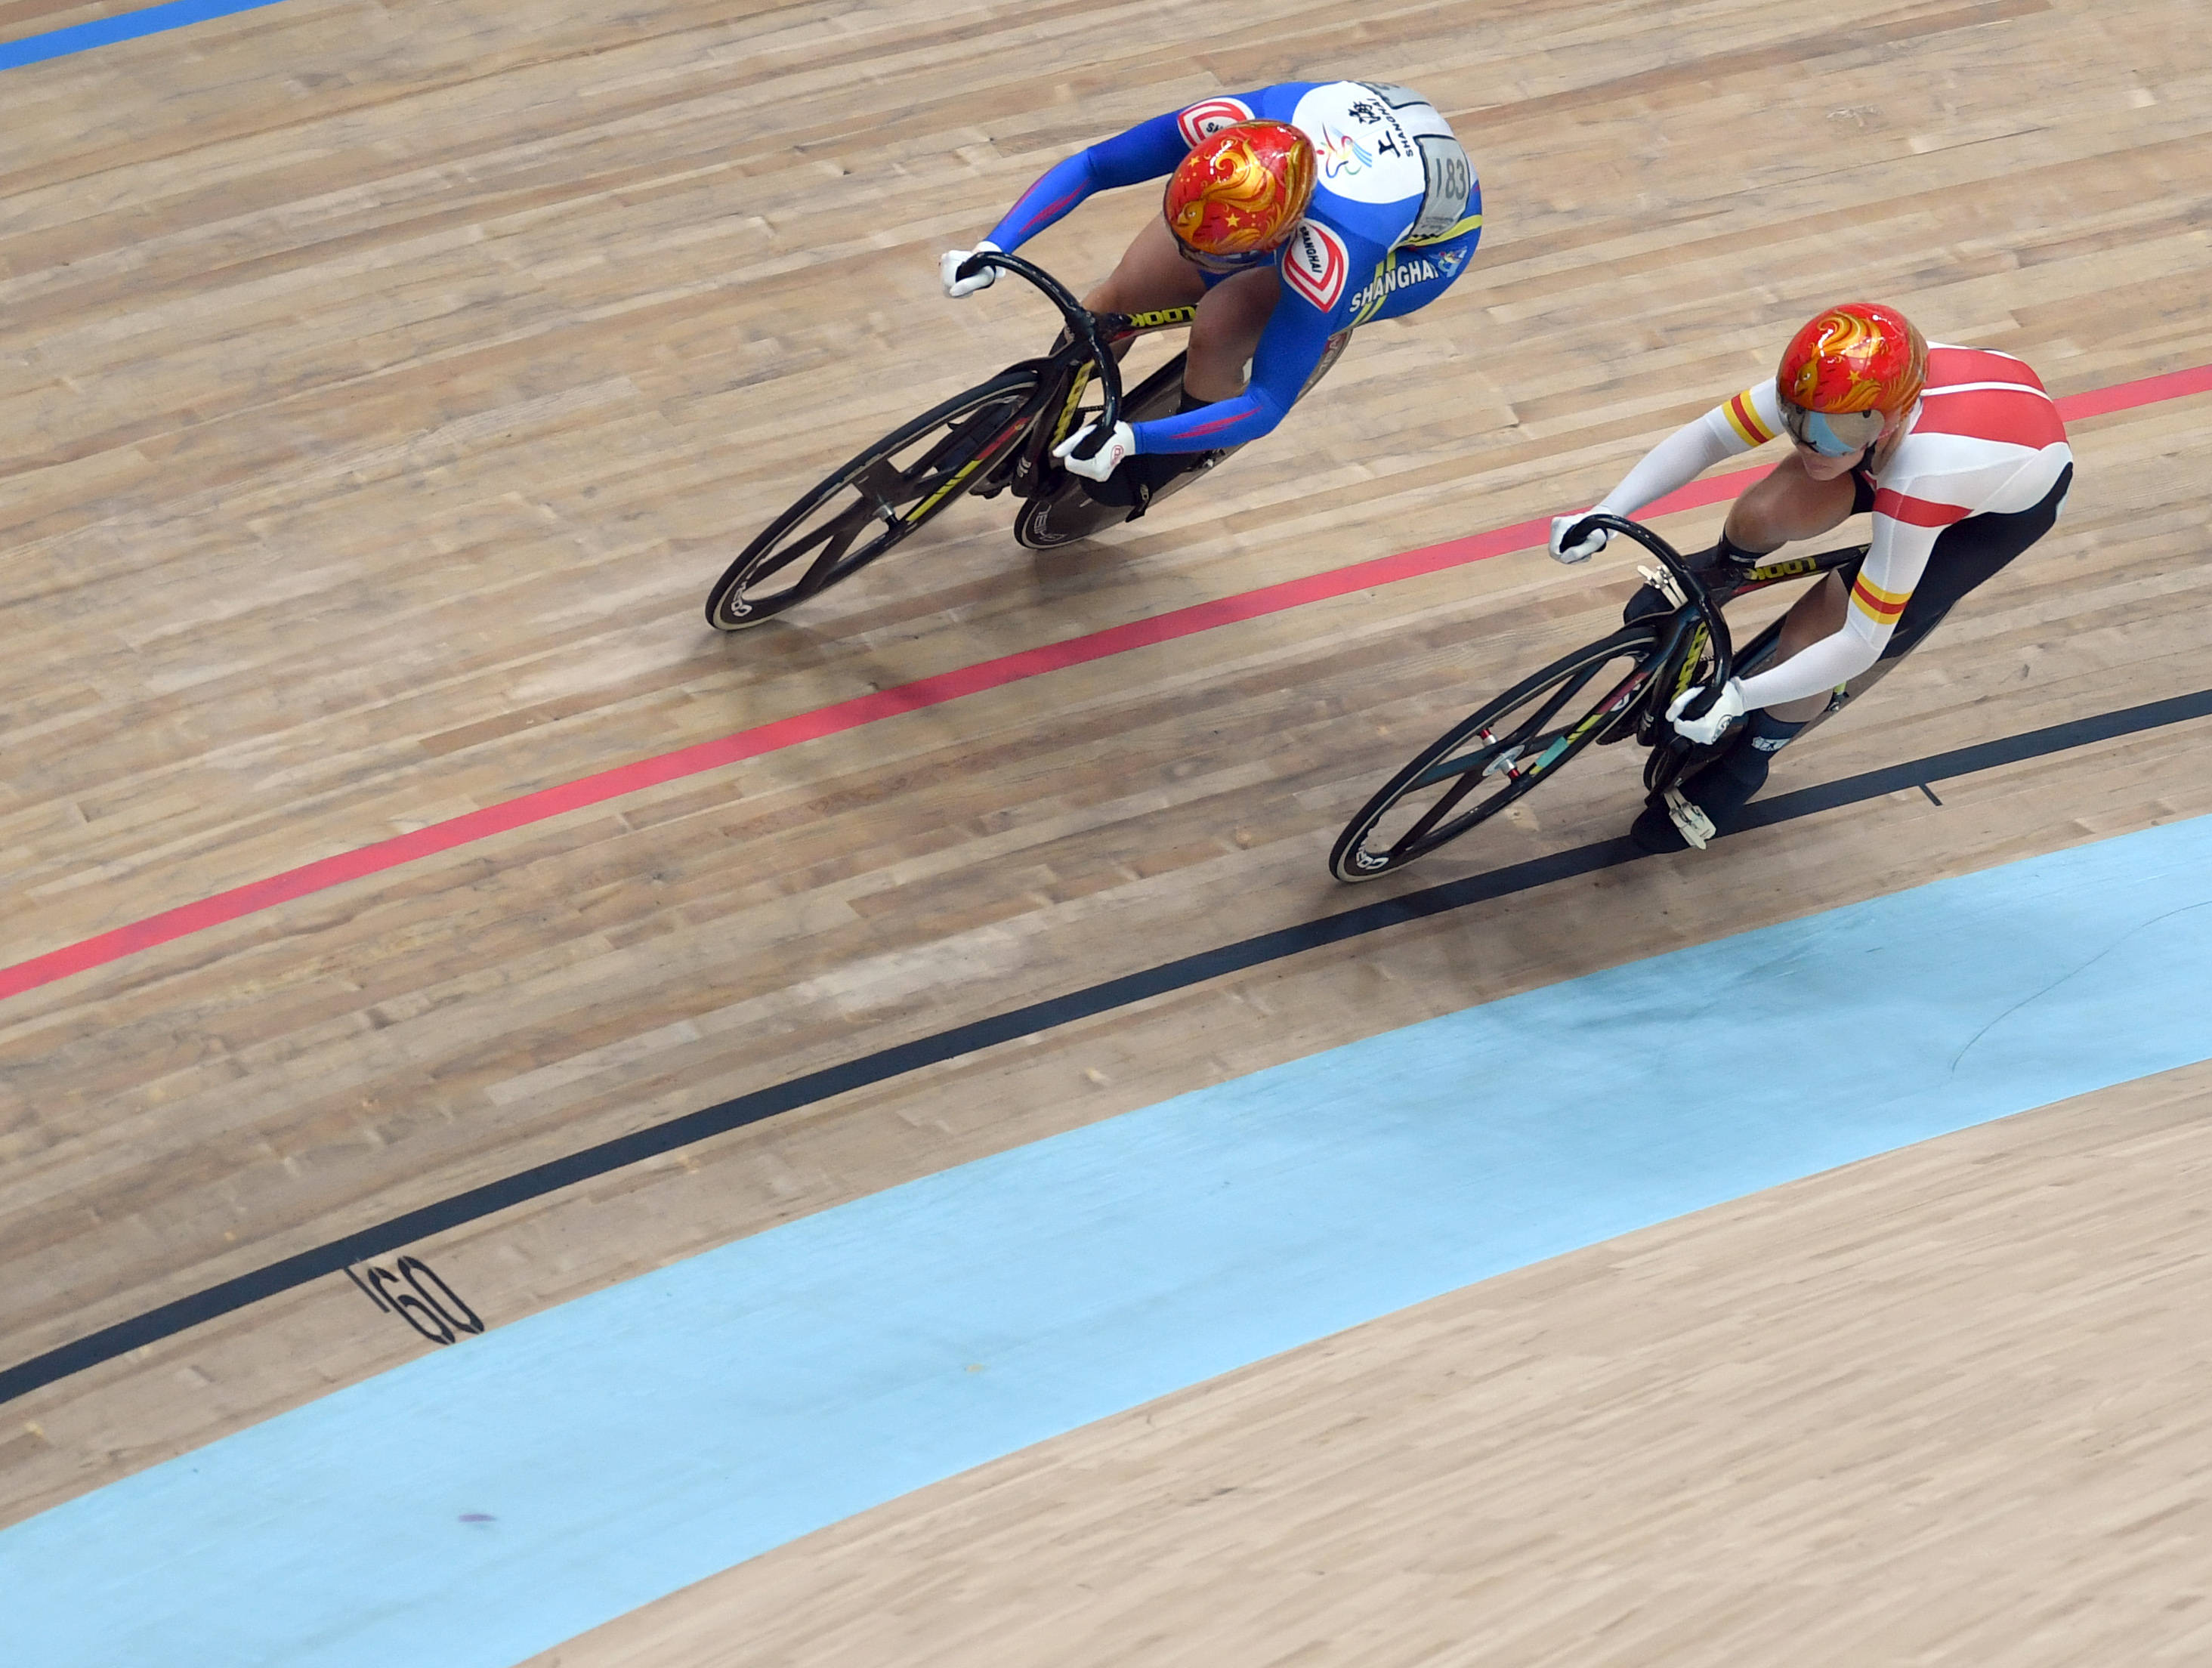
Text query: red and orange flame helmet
1777 301 1929 420
1163 120 1317 269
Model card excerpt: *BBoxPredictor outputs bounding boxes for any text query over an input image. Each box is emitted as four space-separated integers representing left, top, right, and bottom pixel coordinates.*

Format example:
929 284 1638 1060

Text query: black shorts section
1842 463 2071 662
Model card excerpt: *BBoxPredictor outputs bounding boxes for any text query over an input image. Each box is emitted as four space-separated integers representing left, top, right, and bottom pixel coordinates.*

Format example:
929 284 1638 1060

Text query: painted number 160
345 1256 485 1345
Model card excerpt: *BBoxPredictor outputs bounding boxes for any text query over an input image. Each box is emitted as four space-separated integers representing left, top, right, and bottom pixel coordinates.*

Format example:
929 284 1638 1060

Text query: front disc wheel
706 367 1041 631
1329 624 1663 882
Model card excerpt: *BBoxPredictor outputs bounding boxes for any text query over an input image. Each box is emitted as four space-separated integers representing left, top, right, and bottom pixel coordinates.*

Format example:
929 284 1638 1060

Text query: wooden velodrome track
5 0 2212 1657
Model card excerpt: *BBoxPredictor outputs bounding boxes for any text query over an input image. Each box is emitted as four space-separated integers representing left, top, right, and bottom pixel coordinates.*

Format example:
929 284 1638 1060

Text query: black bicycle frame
1561 513 1738 724
962 251 1126 459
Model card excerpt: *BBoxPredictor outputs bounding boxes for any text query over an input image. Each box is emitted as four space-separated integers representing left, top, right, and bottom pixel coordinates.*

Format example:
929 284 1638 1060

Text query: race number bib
1290 82 1472 245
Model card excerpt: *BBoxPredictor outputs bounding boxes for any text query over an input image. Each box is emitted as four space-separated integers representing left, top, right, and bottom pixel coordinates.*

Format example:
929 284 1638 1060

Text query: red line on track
5 365 2205 1005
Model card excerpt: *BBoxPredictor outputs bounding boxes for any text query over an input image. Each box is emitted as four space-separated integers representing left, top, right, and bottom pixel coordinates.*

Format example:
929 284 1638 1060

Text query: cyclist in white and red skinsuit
1549 301 2074 851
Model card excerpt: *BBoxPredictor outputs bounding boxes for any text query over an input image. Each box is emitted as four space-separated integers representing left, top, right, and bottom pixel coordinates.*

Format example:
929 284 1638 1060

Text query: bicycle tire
1329 622 1664 882
706 366 1043 631
1014 479 1128 548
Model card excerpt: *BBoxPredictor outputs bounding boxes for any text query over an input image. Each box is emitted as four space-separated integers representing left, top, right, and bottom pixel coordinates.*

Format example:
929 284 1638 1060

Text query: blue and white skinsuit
983 81 1484 459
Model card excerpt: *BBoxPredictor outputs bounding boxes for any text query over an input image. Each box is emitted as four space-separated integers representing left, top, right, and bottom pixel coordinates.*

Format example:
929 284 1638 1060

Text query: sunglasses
1778 399 1885 458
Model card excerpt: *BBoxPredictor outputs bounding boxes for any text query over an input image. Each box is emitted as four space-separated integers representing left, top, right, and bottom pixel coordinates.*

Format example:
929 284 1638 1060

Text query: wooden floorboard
3 0 2210 1658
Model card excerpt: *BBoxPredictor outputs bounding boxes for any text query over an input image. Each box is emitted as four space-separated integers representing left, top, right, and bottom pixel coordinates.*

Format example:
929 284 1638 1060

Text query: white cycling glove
1052 419 1136 483
940 240 1003 299
1667 678 1748 746
1549 511 1610 564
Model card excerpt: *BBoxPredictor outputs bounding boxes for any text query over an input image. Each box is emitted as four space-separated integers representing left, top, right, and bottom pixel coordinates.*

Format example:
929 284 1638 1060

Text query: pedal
1663 785 1715 851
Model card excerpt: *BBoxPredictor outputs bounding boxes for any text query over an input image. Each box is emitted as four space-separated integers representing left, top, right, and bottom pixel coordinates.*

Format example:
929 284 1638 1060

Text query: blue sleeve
1132 236 1373 455
985 110 1191 250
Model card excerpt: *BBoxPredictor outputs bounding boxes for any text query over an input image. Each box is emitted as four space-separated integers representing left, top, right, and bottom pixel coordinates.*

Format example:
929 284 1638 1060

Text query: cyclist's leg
1183 264 1279 400
1093 264 1277 504
1082 216 1206 325
1759 568 1855 722
1630 468 1864 845
1080 221 1277 507
1086 215 1282 394
1630 567 1846 848
1744 461 1879 719
1624 455 1871 625
1722 447 1867 554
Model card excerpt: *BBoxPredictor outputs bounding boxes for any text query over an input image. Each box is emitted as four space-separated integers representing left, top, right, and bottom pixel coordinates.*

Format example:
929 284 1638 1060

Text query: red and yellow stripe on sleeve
1721 388 1776 446
1850 573 1911 627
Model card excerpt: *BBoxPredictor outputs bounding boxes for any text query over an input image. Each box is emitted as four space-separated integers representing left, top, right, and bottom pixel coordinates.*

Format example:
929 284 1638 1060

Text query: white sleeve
1735 512 1940 709
1594 382 1781 517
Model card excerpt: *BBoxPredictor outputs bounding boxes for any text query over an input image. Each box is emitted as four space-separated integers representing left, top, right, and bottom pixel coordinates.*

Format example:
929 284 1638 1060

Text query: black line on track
7 686 2209 1405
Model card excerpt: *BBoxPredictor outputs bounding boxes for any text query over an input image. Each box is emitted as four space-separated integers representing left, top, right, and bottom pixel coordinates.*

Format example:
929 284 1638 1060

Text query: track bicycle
705 252 1308 631
1328 514 1871 882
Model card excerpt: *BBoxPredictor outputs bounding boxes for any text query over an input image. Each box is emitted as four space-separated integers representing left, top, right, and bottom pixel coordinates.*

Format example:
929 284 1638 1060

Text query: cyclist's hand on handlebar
1052 419 1135 482
1667 678 1748 746
940 240 1003 298
1549 512 1610 564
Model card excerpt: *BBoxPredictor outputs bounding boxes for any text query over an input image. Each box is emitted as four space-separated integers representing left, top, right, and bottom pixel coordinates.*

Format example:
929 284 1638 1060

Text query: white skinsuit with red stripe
1591 345 2075 708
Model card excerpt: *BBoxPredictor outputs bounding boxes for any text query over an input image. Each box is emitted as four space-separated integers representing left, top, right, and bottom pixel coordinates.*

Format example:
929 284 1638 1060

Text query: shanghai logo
1317 124 1374 180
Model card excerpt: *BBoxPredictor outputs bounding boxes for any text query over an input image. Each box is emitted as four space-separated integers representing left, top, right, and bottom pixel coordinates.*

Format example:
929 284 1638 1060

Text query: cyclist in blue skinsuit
940 81 1484 511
